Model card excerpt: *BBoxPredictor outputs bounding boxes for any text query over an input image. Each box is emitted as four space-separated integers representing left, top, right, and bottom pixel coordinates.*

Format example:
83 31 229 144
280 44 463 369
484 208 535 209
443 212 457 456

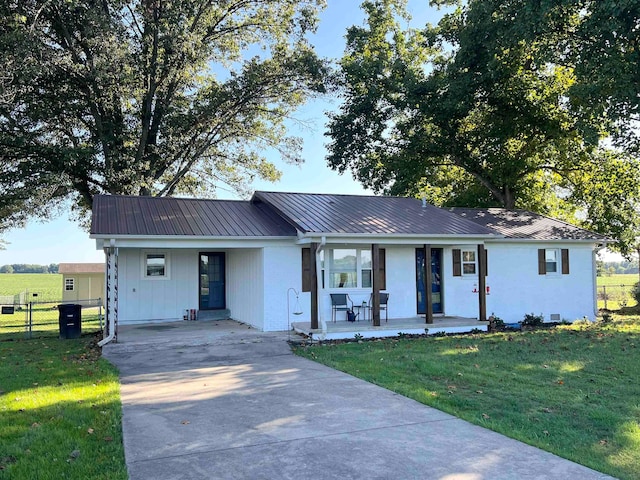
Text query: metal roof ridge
254 190 414 199
93 193 251 204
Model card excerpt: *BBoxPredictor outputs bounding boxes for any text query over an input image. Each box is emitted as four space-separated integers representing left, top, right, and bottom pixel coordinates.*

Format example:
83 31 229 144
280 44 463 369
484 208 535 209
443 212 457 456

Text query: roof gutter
484 238 609 244
295 233 500 245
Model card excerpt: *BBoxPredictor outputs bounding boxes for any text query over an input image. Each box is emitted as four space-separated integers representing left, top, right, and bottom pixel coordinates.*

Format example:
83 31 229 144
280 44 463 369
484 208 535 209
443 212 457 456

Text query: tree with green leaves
567 0 640 152
326 0 640 253
0 0 328 229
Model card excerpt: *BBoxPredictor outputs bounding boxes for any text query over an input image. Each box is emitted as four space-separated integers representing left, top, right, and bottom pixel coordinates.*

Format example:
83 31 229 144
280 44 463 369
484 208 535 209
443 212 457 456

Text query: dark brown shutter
302 248 311 292
484 249 488 277
453 249 461 276
561 249 570 274
379 248 386 290
538 249 546 275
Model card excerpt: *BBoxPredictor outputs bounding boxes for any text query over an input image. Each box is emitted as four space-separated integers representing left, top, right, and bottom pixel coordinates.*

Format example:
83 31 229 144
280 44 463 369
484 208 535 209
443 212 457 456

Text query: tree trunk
503 185 516 209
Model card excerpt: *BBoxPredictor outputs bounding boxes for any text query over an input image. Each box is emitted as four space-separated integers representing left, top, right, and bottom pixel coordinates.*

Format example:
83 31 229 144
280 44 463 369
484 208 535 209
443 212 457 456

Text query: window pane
462 251 476 262
545 250 557 273
463 263 476 274
332 249 356 269
330 249 357 288
361 250 372 269
147 254 166 276
362 270 372 288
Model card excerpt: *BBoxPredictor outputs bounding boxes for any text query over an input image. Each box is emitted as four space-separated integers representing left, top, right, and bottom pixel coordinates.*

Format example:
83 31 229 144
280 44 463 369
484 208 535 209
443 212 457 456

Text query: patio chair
368 292 389 322
330 293 353 322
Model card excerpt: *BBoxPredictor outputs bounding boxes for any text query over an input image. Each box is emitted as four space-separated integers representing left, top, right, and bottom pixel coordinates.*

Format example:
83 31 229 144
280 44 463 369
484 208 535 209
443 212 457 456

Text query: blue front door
199 253 225 310
416 248 443 314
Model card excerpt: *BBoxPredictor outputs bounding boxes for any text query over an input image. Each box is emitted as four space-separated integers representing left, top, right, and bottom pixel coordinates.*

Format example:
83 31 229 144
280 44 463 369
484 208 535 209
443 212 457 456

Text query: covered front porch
292 315 488 341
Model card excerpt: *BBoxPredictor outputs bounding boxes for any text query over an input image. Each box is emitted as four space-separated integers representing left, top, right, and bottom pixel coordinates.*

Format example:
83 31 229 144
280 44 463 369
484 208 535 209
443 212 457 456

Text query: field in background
0 273 62 299
596 274 638 310
597 273 638 286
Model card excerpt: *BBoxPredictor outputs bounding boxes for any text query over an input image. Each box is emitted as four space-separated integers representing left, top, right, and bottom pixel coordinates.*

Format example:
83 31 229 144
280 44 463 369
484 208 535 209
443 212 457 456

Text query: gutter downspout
315 236 327 340
98 241 118 347
593 242 607 319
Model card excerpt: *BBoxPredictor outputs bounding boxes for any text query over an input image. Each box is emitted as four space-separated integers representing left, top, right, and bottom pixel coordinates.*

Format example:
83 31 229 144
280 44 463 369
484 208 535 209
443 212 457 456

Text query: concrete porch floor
292 315 488 340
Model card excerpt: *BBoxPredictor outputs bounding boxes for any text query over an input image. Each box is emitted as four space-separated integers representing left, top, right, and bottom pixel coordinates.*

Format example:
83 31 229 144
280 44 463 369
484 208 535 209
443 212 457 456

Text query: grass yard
0 334 126 480
0 273 62 300
294 314 640 479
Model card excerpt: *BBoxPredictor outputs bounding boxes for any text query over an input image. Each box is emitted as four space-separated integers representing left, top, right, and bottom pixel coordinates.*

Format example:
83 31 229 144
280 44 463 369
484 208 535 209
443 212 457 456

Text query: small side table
353 304 369 322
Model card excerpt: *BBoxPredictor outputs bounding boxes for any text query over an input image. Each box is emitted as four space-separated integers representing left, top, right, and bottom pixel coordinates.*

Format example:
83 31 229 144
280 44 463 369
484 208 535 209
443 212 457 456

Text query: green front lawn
294 315 640 480
0 335 126 480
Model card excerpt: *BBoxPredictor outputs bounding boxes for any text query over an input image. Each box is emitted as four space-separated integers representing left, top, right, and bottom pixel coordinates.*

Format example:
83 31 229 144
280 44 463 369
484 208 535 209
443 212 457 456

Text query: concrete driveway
103 321 612 480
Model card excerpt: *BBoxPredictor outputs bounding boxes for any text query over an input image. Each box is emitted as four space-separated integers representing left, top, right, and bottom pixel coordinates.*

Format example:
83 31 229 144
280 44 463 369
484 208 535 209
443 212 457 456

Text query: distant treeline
0 264 59 274
597 260 639 276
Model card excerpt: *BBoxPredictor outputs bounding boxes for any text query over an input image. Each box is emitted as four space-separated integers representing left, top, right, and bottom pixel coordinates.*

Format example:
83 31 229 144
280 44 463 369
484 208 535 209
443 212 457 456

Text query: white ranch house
90 192 606 341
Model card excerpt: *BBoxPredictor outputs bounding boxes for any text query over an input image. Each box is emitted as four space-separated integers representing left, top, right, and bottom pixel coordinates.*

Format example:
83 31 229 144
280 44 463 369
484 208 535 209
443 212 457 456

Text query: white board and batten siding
116 249 199 324
227 248 264 330
262 246 309 331
113 245 306 331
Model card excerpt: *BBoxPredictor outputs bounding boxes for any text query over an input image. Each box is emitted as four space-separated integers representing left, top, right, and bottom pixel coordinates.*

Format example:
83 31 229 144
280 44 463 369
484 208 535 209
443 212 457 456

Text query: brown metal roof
90 195 296 237
449 208 608 241
253 192 497 236
58 263 105 274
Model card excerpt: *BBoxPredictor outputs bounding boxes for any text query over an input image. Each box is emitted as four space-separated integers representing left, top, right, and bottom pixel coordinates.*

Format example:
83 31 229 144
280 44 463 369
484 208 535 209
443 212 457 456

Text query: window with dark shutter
453 249 461 276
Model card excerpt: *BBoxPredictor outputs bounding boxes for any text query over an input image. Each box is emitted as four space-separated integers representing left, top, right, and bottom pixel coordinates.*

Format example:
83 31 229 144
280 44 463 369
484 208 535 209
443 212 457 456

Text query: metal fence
597 284 638 310
0 291 28 306
0 298 103 340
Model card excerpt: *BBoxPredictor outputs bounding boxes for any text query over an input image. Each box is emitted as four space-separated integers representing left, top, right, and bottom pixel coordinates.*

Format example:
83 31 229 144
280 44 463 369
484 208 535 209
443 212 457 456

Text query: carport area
102 320 612 480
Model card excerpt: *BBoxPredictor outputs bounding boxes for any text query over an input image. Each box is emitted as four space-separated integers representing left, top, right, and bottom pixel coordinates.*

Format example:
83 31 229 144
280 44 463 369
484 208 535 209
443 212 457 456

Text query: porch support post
424 244 434 324
372 243 381 326
310 242 319 330
477 244 487 322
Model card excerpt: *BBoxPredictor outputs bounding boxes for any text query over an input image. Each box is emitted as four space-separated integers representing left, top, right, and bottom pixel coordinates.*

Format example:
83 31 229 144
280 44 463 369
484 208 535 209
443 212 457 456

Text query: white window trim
544 248 561 276
65 277 75 291
141 251 171 280
461 249 477 276
327 248 372 289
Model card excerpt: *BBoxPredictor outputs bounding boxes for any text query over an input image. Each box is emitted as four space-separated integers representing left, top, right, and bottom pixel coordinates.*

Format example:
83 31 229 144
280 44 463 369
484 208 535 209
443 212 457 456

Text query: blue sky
1 1 445 266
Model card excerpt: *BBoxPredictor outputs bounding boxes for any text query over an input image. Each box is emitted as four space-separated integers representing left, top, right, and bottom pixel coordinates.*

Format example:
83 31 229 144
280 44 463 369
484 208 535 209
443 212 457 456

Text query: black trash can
57 304 82 339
